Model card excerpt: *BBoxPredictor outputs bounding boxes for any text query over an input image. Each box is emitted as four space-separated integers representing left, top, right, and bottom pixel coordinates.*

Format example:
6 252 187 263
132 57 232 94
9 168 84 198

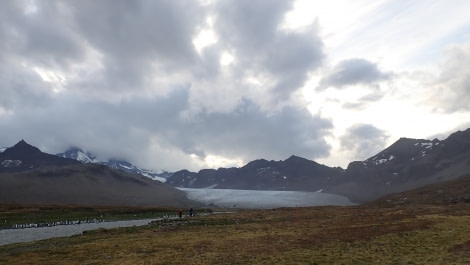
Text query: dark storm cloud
87 94 332 168
66 0 205 94
0 87 332 171
318 58 391 90
176 99 333 161
0 1 85 69
340 124 389 160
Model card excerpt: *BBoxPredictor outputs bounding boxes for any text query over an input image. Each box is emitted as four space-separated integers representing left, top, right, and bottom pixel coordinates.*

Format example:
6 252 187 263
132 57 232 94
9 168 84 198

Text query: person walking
189 208 193 217
178 209 183 218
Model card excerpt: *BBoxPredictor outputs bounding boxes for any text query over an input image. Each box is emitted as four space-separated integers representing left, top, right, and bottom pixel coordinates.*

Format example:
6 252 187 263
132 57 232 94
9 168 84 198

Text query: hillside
0 140 80 172
0 164 195 207
369 173 470 207
0 141 197 207
328 128 470 202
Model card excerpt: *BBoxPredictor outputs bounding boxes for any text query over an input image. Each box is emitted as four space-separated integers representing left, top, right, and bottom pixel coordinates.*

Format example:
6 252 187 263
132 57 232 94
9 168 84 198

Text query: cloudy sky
1 0 470 172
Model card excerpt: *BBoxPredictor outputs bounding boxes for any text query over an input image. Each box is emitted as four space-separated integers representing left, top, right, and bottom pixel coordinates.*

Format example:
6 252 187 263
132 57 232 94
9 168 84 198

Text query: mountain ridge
166 128 470 202
56 147 171 182
2 127 469 204
0 140 81 172
0 142 197 207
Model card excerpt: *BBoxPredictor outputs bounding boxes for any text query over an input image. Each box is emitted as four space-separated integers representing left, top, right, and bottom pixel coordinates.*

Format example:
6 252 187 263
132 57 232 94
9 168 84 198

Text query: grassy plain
1 204 470 264
0 204 185 229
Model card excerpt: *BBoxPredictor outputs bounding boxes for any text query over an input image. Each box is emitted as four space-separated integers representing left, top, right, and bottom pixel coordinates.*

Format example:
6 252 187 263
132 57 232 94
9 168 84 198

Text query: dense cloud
340 124 389 161
0 0 330 171
429 42 470 112
318 58 391 90
1 1 468 171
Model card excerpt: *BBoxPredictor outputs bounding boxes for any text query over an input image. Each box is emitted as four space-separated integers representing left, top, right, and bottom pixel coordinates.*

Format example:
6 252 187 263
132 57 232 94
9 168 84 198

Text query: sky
1 0 470 172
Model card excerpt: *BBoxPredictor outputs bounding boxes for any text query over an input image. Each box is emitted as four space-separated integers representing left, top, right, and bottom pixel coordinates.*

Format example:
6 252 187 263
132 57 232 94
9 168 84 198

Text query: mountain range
56 147 172 182
1 128 469 205
0 141 195 207
166 128 470 202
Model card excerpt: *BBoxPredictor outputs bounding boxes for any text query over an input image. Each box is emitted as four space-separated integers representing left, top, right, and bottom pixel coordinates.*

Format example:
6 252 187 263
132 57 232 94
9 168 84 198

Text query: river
0 218 158 246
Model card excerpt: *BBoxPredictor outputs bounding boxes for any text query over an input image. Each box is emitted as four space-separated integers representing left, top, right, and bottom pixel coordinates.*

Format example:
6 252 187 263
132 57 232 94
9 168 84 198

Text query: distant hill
368 174 470 207
0 141 197 207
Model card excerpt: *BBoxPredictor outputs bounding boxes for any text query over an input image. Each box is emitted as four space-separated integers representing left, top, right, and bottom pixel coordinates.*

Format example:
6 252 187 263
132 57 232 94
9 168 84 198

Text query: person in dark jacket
178 209 183 218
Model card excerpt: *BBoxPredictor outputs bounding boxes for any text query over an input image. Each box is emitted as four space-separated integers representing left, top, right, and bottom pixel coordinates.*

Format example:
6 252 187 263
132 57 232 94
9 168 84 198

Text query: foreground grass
1 204 470 264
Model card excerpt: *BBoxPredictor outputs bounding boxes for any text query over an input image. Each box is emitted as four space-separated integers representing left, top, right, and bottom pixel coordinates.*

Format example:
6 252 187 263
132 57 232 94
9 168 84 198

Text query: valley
1 175 470 264
1 201 469 264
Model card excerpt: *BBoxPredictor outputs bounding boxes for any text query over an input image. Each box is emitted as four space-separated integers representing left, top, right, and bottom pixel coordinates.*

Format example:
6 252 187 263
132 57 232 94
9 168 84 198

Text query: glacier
179 188 355 209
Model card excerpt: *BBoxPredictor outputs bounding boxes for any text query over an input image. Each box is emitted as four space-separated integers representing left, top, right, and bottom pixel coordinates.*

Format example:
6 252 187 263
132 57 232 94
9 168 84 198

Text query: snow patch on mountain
1 160 22 167
56 147 170 183
415 141 439 148
56 147 98 163
369 154 395 165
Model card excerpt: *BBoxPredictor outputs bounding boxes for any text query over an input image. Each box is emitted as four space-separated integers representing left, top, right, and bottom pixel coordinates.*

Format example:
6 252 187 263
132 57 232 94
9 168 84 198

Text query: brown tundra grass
1 204 470 264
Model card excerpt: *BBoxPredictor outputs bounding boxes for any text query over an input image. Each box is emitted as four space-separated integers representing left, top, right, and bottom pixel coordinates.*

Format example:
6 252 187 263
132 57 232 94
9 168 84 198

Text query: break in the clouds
1 0 470 171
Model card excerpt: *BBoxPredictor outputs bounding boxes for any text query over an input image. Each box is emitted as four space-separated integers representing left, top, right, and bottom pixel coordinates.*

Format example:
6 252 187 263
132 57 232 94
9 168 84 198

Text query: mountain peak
56 147 97 163
0 140 80 172
286 155 307 161
2 140 41 158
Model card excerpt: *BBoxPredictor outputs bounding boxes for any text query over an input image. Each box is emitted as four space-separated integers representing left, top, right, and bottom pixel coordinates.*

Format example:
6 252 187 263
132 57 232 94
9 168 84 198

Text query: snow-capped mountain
0 141 193 207
56 147 172 182
0 147 7 153
56 147 98 163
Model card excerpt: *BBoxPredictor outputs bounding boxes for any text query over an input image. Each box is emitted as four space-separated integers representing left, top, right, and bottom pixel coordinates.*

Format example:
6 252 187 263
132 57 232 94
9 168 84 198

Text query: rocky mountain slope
329 128 470 202
167 155 343 191
167 128 470 202
0 140 80 172
2 128 469 204
56 147 171 182
0 141 196 207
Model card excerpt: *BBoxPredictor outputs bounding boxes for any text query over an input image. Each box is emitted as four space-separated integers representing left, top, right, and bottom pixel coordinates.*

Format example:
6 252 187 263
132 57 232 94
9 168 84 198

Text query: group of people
178 208 193 218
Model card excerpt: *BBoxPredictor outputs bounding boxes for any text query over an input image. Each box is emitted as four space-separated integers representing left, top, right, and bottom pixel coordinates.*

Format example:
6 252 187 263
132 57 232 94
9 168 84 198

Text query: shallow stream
0 218 157 246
